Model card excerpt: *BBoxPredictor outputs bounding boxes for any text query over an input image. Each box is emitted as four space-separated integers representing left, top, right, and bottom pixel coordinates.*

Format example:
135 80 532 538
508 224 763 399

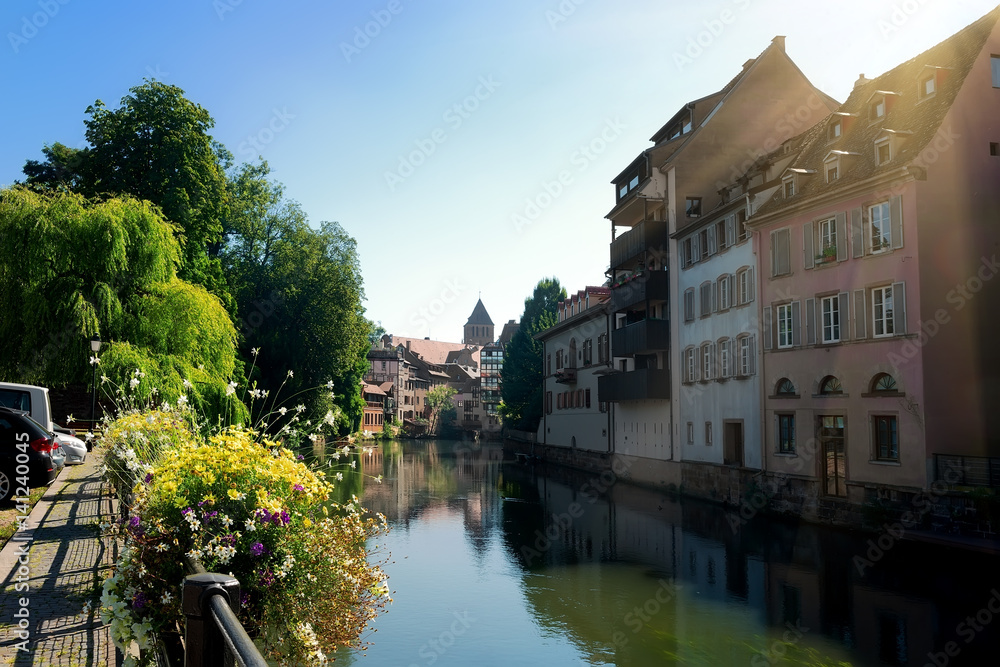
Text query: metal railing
935 454 1000 488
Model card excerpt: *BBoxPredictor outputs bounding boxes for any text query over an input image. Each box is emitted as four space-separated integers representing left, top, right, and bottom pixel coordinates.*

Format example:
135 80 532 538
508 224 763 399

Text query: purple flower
279 511 290 525
297 455 304 461
250 542 265 557
144 473 154 484
293 484 304 492
133 592 148 611
181 507 192 516
203 510 218 524
129 516 141 529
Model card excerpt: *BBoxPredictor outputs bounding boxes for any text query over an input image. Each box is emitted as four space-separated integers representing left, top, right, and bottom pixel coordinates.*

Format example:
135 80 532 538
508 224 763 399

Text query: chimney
772 35 785 52
854 73 871 89
406 341 411 350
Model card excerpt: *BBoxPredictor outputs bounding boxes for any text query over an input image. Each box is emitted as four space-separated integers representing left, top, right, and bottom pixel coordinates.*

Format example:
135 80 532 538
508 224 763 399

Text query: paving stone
0 453 120 666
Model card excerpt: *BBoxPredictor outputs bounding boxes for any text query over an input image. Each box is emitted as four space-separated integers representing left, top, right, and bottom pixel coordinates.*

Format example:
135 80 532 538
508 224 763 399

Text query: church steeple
464 298 494 345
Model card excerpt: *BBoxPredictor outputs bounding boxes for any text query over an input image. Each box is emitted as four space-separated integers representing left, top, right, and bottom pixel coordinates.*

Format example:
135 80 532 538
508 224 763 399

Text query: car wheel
0 469 12 503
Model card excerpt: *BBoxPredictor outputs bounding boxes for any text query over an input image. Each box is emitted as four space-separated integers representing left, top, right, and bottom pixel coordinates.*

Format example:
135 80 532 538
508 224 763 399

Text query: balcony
611 319 670 356
611 271 669 312
598 368 671 402
554 367 577 384
610 219 668 269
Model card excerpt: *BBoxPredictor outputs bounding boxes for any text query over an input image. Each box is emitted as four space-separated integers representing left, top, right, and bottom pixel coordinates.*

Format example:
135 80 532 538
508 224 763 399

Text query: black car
0 406 63 503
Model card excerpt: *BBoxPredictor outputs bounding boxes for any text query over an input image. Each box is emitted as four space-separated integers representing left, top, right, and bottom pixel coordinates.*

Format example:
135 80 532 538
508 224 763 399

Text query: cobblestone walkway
0 453 119 667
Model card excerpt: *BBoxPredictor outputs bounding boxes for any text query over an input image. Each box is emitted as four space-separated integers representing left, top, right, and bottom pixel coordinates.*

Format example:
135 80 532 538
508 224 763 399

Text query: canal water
316 439 1000 667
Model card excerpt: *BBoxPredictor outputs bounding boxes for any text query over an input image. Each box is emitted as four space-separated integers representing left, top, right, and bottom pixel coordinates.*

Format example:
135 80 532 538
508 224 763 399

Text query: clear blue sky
2 0 996 343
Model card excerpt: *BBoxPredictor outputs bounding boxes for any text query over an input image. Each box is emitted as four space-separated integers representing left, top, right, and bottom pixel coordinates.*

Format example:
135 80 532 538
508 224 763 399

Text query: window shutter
890 195 903 250
692 234 700 263
892 281 907 334
770 231 777 276
710 342 716 378
726 216 736 247
854 289 867 339
805 297 816 345
773 229 791 276
803 222 815 270
712 280 718 312
747 267 755 302
838 292 851 341
763 305 773 350
836 212 848 262
791 300 802 347
728 339 736 377
707 225 717 255
749 335 757 375
851 207 864 258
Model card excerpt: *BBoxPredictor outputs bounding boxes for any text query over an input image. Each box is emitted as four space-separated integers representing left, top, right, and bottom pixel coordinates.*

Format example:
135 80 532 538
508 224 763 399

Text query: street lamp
90 334 101 433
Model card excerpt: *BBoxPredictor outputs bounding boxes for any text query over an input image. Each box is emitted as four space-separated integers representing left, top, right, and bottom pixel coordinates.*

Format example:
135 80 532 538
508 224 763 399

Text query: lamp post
90 334 102 433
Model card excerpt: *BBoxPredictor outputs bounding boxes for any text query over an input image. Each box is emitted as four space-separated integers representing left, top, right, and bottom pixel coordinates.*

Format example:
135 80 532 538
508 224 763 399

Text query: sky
2 0 997 345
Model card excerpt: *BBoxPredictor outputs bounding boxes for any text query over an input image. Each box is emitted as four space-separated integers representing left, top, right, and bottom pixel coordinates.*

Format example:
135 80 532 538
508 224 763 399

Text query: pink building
746 8 1000 513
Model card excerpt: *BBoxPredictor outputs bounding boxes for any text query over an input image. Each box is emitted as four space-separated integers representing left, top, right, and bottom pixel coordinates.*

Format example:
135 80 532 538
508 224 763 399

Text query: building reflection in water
335 440 1000 666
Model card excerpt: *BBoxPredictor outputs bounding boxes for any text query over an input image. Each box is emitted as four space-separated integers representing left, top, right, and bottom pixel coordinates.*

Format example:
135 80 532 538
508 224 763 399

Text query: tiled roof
386 335 468 365
465 298 494 326
753 6 1000 217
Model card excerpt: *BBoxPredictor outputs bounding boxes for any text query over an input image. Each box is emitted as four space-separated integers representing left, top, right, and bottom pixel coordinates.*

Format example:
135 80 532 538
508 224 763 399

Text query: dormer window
828 119 842 141
870 97 885 120
868 91 899 122
920 72 936 98
783 177 795 198
875 137 891 165
824 154 840 183
686 197 702 218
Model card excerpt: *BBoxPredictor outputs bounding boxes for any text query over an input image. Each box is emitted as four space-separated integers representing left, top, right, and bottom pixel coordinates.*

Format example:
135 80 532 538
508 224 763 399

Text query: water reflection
328 440 1000 666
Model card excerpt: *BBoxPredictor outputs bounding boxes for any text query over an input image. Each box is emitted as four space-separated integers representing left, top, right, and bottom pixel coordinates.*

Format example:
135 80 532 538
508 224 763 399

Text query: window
683 288 695 322
821 295 840 343
687 422 694 444
684 347 696 383
775 378 796 396
583 339 593 365
556 349 563 369
992 142 1000 157
875 138 891 165
737 335 754 377
871 373 898 393
783 177 795 198
618 171 641 199
699 282 713 317
686 197 702 218
705 422 713 446
718 338 731 379
546 353 551 375
920 73 936 98
736 209 749 242
715 220 728 251
869 202 891 252
585 388 591 409
545 391 552 414
737 268 754 304
771 228 791 276
818 217 837 261
870 96 885 120
380 361 387 370
828 120 842 141
820 375 843 395
718 275 732 310
701 343 713 381
992 55 1000 88
873 415 899 461
777 414 795 454
776 304 794 349
827 165 838 182
872 286 895 337
682 237 694 267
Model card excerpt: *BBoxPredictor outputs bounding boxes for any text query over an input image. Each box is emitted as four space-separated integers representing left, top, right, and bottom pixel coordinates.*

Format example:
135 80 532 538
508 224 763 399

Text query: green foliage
500 278 566 431
21 142 86 190
426 385 457 434
0 188 179 384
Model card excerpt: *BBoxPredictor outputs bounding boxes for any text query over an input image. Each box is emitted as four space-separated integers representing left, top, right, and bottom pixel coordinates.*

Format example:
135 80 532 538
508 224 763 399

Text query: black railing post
182 573 241 667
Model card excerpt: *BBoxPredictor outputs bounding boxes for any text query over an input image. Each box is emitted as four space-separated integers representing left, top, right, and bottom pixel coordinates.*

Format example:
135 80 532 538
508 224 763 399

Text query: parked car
55 431 87 464
0 406 64 503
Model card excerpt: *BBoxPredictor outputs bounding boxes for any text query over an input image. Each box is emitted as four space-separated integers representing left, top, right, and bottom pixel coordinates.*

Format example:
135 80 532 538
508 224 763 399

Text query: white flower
326 380 334 389
183 378 192 389
89 355 100 366
287 369 294 378
375 475 383 484
245 518 256 532
177 394 188 407
225 381 237 397
251 347 260 356
296 404 306 413
66 414 74 423
101 374 108 383
278 407 288 416
129 378 140 390
350 460 356 470
336 472 344 481
161 591 173 604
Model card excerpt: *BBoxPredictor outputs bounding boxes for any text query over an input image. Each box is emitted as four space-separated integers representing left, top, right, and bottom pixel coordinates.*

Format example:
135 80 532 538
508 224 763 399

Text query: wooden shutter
712 280 718 312
854 289 867 339
892 281 907 334
726 216 736 247
791 301 802 347
707 225 717 255
748 336 757 375
838 292 851 342
772 229 791 276
890 195 903 250
836 212 848 261
851 207 864 258
803 222 815 270
747 267 755 303
763 305 773 350
805 298 816 345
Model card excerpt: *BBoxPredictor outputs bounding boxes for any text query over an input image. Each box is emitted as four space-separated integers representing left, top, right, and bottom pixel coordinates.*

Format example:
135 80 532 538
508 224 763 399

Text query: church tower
464 298 494 345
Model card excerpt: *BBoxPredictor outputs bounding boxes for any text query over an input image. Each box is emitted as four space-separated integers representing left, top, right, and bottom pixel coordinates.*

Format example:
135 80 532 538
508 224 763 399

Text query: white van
0 382 88 463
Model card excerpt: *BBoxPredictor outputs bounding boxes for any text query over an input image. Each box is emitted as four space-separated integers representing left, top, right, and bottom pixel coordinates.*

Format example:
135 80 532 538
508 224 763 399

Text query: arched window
775 378 796 396
871 373 898 393
819 375 843 395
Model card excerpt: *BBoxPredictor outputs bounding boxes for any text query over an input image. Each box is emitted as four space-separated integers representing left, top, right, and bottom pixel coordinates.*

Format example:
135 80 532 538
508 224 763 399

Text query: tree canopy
500 278 566 431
